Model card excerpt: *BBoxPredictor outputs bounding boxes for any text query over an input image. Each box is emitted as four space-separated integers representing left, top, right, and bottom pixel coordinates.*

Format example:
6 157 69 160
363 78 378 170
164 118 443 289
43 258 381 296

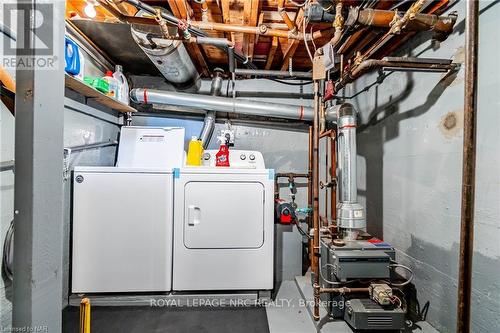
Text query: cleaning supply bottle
186 136 203 166
64 37 84 80
102 70 118 99
215 135 230 167
113 65 129 105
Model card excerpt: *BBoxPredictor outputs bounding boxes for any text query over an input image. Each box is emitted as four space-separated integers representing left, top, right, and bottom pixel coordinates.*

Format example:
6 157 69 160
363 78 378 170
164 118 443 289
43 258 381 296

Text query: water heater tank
130 10 200 91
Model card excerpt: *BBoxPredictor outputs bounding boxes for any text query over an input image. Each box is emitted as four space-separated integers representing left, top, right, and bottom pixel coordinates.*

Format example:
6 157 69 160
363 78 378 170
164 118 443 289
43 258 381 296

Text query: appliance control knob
249 154 255 161
240 154 246 160
203 153 211 160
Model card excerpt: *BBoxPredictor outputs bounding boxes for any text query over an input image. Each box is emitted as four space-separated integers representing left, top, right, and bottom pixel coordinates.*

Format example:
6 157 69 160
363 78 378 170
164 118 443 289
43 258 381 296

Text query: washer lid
116 126 185 168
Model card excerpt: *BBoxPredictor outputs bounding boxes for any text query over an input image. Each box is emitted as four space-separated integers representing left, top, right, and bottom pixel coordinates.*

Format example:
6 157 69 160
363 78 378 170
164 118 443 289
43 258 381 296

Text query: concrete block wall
343 2 500 332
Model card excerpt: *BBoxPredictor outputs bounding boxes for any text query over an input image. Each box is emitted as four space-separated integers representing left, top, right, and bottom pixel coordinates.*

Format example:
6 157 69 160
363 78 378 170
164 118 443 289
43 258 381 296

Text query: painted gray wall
341 2 500 332
61 94 121 304
0 30 15 325
1 87 15 328
0 93 120 328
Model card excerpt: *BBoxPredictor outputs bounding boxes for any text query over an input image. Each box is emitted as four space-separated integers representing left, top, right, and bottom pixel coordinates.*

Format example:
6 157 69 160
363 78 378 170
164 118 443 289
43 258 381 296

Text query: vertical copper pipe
308 126 313 227
325 138 329 225
456 1 478 332
330 133 337 226
308 126 314 267
312 80 320 321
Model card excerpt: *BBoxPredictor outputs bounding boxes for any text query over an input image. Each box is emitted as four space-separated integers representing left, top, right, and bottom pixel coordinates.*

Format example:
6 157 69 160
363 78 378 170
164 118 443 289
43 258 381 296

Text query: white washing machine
71 127 184 293
172 150 274 291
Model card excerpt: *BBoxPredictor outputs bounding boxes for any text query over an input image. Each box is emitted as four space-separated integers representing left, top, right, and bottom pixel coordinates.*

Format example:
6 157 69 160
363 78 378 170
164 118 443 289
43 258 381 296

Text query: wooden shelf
65 74 136 113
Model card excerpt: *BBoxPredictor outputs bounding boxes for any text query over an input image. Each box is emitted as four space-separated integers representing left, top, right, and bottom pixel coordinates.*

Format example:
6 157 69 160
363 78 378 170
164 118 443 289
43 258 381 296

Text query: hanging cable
388 263 414 287
310 24 317 53
290 0 308 7
266 78 313 85
303 16 314 64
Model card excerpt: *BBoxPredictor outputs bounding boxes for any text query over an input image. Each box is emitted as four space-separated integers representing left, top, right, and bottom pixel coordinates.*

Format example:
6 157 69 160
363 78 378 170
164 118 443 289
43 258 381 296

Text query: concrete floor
63 306 269 333
63 278 440 332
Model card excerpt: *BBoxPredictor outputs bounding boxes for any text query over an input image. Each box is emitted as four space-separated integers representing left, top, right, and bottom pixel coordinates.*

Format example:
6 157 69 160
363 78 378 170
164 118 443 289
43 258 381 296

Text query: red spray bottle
215 135 230 167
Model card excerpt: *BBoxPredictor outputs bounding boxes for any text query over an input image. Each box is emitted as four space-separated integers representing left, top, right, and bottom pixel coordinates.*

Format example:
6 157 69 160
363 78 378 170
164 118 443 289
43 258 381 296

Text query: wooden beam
265 36 279 70
167 0 209 76
255 11 265 46
220 0 234 42
243 0 260 60
280 8 304 70
280 40 300 70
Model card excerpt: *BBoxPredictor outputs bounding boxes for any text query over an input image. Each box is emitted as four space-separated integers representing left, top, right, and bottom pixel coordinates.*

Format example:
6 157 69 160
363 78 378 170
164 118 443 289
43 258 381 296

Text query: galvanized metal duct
199 69 224 147
335 103 366 240
130 88 336 123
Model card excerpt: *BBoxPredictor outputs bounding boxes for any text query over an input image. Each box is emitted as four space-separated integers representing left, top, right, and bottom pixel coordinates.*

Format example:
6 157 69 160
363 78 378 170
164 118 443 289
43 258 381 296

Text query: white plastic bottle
113 65 130 105
103 70 118 100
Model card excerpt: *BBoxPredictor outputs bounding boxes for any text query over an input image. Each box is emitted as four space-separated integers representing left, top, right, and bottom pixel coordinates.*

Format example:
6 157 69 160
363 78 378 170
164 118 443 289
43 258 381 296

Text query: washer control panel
201 150 265 169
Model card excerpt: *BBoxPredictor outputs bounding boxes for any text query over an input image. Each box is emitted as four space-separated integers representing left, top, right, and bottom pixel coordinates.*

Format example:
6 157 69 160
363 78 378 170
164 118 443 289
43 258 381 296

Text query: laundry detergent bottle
186 136 203 166
215 135 230 167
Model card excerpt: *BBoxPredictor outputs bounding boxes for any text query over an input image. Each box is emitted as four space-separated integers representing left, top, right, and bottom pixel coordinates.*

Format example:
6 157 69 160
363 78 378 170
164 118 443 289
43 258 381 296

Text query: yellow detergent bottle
186 136 203 166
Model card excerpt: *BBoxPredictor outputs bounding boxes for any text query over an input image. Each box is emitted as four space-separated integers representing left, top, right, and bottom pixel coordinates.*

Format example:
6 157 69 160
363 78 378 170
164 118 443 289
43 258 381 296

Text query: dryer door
183 181 264 249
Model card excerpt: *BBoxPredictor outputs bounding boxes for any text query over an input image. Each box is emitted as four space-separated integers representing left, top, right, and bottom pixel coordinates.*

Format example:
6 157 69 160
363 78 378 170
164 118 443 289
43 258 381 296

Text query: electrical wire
310 24 317 53
266 78 313 86
303 16 314 64
294 220 312 240
388 263 414 287
290 0 308 7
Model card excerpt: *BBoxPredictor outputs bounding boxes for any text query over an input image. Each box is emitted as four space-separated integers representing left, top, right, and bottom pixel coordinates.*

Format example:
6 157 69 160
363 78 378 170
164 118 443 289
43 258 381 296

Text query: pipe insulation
130 88 336 123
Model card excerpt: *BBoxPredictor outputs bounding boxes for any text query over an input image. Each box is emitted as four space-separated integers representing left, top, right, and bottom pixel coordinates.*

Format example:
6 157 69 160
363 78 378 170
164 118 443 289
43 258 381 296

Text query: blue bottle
65 37 81 76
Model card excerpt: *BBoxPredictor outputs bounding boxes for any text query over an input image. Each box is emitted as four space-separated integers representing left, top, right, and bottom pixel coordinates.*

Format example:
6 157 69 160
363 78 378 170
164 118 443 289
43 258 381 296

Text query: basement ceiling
66 0 453 78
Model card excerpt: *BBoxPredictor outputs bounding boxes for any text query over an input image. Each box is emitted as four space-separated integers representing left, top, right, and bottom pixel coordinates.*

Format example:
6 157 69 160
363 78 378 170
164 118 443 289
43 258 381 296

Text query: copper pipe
389 0 426 34
197 0 209 22
278 0 297 33
349 8 457 36
276 173 310 179
359 2 456 59
312 79 321 321
100 1 325 41
325 137 329 224
319 129 334 139
456 1 478 332
308 126 313 230
320 287 369 294
330 1 344 48
312 28 335 40
191 20 318 40
275 173 309 198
